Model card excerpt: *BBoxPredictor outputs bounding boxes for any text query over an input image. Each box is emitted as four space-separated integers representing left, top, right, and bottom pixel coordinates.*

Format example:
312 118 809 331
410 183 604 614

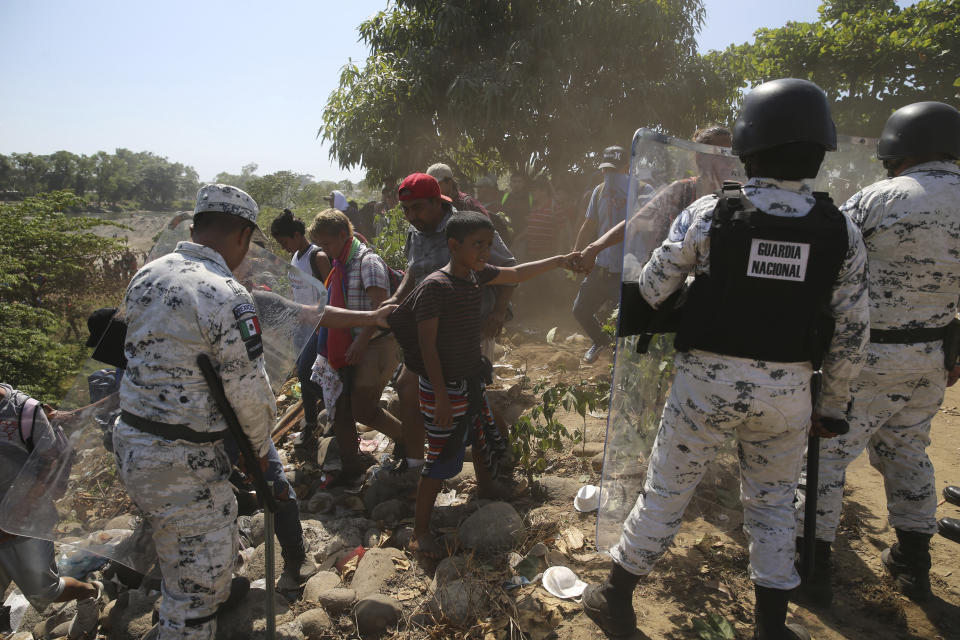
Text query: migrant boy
389 211 578 557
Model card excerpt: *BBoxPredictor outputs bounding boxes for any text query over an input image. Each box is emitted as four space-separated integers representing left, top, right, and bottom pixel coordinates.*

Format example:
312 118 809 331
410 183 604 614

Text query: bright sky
0 0 828 183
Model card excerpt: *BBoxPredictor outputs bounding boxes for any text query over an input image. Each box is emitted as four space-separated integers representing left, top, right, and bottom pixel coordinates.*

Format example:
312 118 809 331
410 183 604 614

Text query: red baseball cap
398 173 452 203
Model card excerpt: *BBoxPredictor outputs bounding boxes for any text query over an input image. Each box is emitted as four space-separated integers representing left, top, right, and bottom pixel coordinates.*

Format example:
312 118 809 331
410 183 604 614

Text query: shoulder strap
19 397 39 446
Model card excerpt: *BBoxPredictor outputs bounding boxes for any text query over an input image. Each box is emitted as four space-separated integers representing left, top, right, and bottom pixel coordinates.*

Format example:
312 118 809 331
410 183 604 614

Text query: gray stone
370 498 409 524
457 501 523 551
276 621 306 640
302 571 342 603
350 547 405 598
104 514 136 529
353 595 401 636
247 511 266 547
216 587 293 639
573 442 605 458
429 578 486 628
448 462 476 490
296 609 333 639
591 450 605 473
316 588 356 615
535 476 580 502
432 556 469 589
301 518 369 563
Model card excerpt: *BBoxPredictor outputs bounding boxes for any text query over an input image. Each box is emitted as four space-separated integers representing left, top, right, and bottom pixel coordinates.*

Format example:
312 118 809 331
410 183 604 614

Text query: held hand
345 335 369 365
948 364 960 387
374 305 397 328
482 310 507 338
560 252 583 272
434 393 453 428
379 296 398 309
579 245 599 274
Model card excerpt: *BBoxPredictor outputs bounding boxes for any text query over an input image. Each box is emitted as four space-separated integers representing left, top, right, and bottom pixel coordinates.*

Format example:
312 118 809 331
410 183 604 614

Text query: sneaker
68 580 105 639
583 343 607 364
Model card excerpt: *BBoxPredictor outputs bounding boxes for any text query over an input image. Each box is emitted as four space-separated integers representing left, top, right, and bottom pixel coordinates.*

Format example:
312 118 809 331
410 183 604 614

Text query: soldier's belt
870 326 947 344
120 410 226 444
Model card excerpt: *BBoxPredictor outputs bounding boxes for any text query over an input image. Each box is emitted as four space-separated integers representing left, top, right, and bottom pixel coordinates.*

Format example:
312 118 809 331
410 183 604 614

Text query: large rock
370 498 409 524
296 609 333 640
350 547 405 598
591 450 605 473
535 476 580 503
316 588 356 615
301 518 371 563
573 442 604 458
216 587 292 639
429 578 486 628
302 571 341 603
457 501 523 551
353 595 401 637
448 462 476 490
432 556 469 589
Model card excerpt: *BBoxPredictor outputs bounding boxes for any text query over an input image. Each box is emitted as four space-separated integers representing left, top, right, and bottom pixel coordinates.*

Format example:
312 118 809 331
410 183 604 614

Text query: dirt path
494 329 960 640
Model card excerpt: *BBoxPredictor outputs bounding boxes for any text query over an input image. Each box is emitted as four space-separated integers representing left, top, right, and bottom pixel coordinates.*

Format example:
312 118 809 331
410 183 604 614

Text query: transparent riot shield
0 223 326 573
597 129 883 551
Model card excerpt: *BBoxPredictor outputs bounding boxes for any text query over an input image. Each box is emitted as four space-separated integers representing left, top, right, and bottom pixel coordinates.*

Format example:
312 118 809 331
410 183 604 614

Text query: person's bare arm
382 270 413 307
580 219 625 272
417 316 451 428
573 216 598 252
312 305 396 329
310 251 332 281
489 254 577 286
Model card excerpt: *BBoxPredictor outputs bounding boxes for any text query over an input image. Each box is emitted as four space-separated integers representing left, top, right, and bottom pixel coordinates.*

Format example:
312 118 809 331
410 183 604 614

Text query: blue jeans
224 437 303 555
296 330 323 428
572 267 621 345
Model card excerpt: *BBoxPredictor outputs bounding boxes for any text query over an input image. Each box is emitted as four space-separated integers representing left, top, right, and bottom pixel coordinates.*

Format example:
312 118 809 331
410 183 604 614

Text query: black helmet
877 101 960 160
732 78 837 157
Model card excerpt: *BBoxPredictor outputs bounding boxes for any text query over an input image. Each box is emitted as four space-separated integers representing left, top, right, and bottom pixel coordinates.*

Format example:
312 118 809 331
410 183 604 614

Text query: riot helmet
732 78 837 157
877 101 960 161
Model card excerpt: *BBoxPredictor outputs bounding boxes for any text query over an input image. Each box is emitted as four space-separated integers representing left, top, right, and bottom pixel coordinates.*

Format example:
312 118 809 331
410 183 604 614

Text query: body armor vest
674 183 848 365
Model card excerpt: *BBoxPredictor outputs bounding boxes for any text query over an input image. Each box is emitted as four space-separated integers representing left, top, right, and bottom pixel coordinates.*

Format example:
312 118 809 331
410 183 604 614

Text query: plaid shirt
344 243 390 312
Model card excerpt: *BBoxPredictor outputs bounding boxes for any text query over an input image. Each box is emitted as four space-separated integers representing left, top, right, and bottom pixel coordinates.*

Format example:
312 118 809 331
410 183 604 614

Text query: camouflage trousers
114 421 237 640
795 353 944 541
611 350 811 590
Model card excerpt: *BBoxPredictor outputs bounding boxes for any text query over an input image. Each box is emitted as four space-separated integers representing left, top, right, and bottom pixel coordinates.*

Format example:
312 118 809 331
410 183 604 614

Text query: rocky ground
6 312 960 640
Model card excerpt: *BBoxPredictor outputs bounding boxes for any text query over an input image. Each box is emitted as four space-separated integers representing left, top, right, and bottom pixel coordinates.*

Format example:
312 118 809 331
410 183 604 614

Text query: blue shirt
585 173 630 272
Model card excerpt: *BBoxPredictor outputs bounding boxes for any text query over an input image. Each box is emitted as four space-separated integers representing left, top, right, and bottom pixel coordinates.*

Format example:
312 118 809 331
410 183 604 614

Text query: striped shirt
390 265 501 380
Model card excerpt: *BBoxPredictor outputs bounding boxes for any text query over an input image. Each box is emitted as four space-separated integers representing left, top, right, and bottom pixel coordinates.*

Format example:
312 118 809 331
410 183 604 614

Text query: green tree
321 0 726 183
0 192 128 398
707 0 960 134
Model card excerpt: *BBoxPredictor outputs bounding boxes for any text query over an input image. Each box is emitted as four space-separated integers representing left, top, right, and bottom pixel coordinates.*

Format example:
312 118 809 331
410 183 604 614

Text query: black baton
801 371 848 580
197 354 277 512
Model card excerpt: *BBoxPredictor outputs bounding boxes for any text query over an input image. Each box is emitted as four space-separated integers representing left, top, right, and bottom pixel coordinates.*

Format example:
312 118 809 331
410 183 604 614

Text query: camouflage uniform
115 235 275 639
796 161 960 541
611 178 869 590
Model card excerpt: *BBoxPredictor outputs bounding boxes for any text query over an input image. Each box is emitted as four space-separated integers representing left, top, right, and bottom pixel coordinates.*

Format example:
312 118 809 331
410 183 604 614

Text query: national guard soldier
114 184 276 639
795 101 960 604
582 79 869 640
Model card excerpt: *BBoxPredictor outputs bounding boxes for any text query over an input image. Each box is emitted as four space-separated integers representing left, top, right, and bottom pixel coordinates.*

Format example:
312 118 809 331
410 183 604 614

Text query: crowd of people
1 78 959 640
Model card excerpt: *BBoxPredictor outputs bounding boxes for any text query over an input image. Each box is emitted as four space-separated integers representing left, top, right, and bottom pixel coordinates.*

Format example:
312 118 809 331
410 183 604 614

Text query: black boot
581 562 640 637
279 542 318 590
796 538 833 607
881 529 933 602
943 485 960 507
938 517 960 544
754 585 810 640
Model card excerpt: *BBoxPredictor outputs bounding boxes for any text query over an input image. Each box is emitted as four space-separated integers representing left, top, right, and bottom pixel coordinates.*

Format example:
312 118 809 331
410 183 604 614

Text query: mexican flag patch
239 315 261 340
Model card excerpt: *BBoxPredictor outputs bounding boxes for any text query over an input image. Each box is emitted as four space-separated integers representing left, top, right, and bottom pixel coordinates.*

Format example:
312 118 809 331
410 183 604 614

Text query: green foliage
707 0 960 134
0 149 199 210
321 0 728 184
370 204 410 271
692 612 737 640
0 192 130 400
509 377 609 482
